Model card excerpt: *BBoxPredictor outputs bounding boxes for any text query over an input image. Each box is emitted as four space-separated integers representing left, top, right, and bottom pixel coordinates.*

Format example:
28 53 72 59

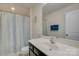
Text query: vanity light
11 7 15 11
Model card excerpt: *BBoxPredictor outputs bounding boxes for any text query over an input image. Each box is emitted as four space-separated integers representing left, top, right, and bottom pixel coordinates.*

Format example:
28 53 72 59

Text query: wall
30 5 43 38
42 18 48 36
44 4 79 38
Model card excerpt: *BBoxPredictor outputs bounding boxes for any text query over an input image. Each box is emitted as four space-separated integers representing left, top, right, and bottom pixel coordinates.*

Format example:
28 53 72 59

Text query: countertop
29 38 79 56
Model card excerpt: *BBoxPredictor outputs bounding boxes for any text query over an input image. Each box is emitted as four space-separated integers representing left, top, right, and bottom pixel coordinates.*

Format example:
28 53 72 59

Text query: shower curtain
0 12 29 56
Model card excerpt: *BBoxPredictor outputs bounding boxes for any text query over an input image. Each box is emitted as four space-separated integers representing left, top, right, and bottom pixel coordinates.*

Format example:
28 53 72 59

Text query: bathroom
0 3 79 56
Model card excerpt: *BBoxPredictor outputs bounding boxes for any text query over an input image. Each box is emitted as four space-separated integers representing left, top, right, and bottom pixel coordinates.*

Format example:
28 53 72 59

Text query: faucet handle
50 39 54 44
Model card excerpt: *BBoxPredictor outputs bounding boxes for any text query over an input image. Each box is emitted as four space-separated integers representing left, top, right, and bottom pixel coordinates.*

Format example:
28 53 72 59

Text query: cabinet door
29 50 36 56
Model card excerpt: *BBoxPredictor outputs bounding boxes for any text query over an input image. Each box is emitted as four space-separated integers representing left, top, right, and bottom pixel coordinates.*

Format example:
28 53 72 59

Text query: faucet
50 37 56 44
50 38 54 44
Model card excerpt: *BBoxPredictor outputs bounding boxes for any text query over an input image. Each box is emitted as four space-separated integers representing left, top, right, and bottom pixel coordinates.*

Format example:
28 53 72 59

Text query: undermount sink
43 40 58 51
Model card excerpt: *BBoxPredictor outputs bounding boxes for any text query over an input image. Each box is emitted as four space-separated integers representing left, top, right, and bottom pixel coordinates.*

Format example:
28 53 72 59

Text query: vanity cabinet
29 43 46 56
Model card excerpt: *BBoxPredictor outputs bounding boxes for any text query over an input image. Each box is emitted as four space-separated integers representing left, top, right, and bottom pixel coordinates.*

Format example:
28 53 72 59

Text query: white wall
30 5 43 38
44 4 79 38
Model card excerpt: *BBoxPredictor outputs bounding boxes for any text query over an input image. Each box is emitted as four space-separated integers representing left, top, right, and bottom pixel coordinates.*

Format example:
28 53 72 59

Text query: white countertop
29 38 79 56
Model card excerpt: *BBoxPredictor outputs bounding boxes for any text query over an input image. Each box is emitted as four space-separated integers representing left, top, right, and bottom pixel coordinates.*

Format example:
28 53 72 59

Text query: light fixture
11 7 15 11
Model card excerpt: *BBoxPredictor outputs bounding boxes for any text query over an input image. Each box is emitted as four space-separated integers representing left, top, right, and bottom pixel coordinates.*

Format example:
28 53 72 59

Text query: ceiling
0 3 40 16
0 3 39 8
43 3 73 15
0 3 73 16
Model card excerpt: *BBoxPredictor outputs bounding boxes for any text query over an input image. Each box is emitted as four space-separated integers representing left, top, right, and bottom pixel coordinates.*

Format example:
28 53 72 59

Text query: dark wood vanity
29 42 47 56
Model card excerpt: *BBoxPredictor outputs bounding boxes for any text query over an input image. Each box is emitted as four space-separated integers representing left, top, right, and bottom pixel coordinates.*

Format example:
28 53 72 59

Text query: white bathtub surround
29 38 79 56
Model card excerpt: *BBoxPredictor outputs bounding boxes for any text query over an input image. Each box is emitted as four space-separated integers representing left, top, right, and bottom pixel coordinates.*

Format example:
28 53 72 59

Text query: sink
43 41 58 51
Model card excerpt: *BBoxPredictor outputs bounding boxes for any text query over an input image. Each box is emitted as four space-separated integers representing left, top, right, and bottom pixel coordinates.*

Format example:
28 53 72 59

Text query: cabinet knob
66 34 68 36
